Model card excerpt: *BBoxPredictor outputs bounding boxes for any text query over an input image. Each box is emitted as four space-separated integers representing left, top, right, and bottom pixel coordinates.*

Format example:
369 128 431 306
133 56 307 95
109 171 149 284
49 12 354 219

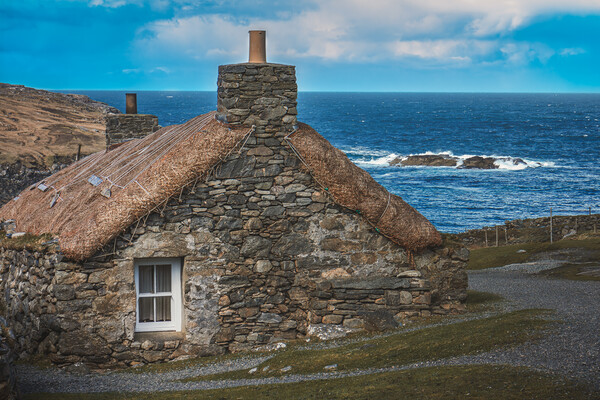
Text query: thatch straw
1 113 441 261
0 112 252 261
286 122 442 251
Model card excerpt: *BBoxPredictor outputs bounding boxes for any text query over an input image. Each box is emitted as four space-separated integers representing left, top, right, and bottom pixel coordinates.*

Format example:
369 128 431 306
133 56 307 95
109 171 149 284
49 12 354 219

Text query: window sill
134 331 185 342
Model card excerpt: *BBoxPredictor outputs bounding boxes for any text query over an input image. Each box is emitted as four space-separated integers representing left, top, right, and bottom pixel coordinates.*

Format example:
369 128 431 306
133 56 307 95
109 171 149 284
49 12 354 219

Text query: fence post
504 226 508 244
485 230 488 247
550 207 553 244
495 226 499 247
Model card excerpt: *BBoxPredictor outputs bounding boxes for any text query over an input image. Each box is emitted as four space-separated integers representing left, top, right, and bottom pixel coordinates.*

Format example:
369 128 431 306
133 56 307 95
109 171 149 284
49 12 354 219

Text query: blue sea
66 91 600 233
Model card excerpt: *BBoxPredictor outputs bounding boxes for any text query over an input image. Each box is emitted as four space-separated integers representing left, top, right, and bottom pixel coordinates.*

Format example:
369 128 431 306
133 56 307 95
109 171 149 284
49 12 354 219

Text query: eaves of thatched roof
0 112 441 261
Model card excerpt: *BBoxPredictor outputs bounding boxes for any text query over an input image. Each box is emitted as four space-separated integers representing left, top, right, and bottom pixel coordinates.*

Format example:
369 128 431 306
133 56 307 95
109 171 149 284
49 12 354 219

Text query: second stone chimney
105 93 160 148
216 30 297 137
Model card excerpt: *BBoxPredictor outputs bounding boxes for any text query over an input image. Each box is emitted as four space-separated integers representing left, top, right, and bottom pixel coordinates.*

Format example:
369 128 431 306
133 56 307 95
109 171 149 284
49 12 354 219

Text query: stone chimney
216 30 297 137
106 93 160 148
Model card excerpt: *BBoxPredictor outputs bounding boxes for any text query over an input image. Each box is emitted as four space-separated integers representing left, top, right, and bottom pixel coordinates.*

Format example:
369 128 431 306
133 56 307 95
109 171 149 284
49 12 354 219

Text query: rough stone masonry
0 60 467 368
105 113 160 147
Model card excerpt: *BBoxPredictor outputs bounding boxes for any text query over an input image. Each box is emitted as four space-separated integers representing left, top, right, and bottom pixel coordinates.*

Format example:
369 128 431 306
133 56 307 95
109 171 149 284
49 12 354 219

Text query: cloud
89 0 134 7
132 0 600 66
122 66 171 74
500 42 555 64
560 47 586 56
388 40 495 61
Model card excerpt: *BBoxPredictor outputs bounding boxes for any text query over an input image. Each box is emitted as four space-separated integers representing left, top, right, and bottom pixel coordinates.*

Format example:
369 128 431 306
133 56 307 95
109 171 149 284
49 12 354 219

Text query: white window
134 258 182 332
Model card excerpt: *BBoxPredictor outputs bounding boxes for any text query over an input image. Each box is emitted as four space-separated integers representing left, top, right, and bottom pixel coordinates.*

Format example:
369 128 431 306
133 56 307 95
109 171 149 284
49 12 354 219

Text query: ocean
67 91 600 233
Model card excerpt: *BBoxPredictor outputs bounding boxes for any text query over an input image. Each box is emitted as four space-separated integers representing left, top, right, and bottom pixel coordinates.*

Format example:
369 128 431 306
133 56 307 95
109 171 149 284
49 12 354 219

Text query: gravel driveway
16 261 600 394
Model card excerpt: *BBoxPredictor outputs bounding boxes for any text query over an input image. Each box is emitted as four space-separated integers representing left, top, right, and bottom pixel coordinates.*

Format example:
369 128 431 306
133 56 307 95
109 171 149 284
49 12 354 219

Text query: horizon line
51 89 600 95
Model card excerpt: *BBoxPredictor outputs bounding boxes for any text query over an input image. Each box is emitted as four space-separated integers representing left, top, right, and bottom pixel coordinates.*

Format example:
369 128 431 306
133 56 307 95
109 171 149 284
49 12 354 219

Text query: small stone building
0 43 467 367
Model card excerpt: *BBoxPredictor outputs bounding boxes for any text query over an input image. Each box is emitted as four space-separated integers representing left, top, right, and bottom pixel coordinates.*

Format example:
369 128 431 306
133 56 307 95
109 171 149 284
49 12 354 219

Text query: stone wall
454 214 600 248
105 114 160 146
0 161 71 207
0 316 20 400
216 63 297 134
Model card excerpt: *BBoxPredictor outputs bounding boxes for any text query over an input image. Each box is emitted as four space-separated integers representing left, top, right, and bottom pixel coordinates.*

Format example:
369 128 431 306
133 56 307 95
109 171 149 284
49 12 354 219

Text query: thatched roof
287 123 441 251
0 112 441 261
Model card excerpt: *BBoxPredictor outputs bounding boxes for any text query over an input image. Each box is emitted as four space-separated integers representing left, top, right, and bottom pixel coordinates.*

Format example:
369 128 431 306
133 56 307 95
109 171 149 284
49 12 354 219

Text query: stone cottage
0 32 467 367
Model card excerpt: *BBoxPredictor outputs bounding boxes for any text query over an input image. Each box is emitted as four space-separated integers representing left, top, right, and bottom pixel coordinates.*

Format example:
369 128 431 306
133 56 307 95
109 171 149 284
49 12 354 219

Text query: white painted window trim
134 258 182 333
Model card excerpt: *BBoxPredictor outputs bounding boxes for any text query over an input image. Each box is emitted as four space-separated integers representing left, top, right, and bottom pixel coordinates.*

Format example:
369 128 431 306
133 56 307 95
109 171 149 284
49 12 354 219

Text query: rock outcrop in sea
389 154 527 169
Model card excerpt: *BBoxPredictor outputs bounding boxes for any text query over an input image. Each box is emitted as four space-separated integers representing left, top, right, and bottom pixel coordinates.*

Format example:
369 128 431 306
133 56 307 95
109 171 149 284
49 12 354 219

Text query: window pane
156 296 171 322
139 265 154 294
139 297 154 322
156 264 171 293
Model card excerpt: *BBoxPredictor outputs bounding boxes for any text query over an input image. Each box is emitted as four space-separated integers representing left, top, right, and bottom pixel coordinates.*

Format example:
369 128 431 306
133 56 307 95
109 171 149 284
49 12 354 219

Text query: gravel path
467 264 600 390
17 262 600 394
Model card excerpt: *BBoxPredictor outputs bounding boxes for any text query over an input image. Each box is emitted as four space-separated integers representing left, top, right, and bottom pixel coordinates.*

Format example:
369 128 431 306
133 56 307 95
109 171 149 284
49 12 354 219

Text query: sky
1 0 600 92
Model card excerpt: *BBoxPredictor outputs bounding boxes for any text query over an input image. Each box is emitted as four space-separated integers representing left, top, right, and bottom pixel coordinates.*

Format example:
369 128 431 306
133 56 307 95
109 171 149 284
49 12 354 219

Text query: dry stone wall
0 161 73 207
454 214 600 248
0 316 19 400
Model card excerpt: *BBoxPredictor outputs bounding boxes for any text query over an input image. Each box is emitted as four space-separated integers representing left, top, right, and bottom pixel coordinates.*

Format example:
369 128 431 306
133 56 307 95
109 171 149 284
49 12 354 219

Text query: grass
23 364 597 400
118 350 266 375
23 307 585 400
116 290 502 376
467 238 600 270
539 263 600 282
465 290 504 312
0 230 56 252
183 309 550 382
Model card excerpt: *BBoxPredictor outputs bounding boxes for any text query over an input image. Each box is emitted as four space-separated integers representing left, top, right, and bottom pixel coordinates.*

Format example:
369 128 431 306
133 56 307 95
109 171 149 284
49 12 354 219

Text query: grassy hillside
0 83 116 168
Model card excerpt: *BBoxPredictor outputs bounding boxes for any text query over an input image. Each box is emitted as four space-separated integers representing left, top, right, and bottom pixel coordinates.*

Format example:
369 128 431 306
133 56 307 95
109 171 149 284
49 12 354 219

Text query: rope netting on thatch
1 112 440 261
0 112 252 261
286 122 442 252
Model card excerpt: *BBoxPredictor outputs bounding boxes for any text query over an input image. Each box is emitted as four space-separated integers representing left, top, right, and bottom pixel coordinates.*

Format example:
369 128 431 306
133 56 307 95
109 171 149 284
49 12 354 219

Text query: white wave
353 150 556 170
493 158 528 170
353 153 399 167
340 146 391 157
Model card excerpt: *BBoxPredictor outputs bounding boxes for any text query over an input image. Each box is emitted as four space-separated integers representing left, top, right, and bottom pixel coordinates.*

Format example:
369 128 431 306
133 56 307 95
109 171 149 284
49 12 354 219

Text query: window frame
134 258 182 333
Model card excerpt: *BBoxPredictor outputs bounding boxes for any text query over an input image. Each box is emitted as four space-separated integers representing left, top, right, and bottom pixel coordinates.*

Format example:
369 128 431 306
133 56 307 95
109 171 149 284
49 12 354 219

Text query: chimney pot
126 93 137 114
248 30 266 63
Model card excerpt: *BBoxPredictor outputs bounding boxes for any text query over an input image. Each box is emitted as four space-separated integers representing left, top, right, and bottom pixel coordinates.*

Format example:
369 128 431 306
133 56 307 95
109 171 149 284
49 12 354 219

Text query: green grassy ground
24 301 598 399
184 309 550 382
467 238 600 272
539 263 600 282
114 289 502 376
464 290 504 312
24 364 596 400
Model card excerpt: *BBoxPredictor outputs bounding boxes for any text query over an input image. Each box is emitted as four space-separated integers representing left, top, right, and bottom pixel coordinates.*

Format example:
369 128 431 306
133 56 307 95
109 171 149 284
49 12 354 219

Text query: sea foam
351 150 555 170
